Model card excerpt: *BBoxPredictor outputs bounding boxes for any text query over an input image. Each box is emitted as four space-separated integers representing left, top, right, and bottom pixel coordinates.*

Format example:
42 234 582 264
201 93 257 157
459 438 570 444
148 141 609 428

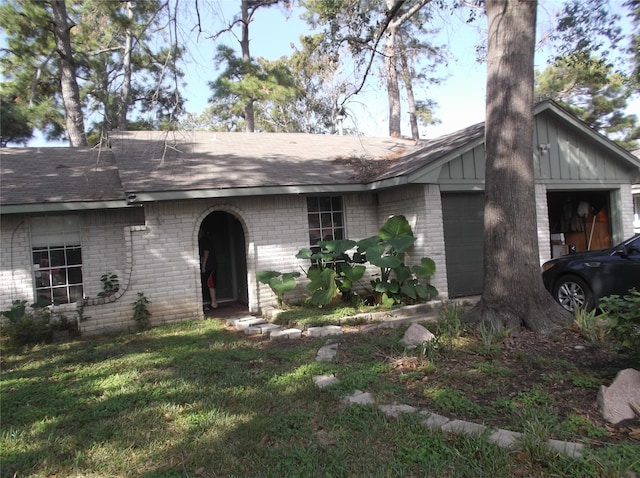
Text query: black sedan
542 234 640 312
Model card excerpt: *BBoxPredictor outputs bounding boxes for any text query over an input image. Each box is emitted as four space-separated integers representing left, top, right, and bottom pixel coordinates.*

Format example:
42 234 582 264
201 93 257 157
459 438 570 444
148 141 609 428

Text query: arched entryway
199 211 249 313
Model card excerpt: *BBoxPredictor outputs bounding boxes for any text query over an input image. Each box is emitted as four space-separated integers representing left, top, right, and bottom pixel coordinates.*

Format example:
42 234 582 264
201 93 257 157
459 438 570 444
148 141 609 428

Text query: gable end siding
534 113 632 183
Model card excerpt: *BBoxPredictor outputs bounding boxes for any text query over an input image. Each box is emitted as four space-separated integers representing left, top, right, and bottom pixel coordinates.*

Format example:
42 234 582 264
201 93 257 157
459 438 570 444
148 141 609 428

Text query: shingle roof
3 101 637 213
108 131 422 193
0 146 125 207
374 123 485 181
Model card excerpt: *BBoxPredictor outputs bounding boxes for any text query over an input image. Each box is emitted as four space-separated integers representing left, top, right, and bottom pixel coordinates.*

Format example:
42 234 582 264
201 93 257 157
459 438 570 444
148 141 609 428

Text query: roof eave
124 183 371 203
1 200 132 215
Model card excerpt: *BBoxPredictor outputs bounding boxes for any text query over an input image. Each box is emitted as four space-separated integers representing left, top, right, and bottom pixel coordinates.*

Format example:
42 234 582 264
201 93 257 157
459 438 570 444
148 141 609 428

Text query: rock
316 342 339 362
400 323 436 348
379 403 417 418
313 374 340 389
597 368 640 424
343 390 375 405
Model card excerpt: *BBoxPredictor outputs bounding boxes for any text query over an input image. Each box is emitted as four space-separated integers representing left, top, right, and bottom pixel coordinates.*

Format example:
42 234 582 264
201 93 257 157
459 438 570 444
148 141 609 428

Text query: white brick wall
0 216 33 309
536 184 551 264
618 184 635 240
376 184 449 299
9 182 633 334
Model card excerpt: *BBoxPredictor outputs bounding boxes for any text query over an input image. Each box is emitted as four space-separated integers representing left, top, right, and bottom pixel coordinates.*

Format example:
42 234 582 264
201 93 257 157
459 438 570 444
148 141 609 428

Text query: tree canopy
1 0 637 148
0 0 184 146
535 52 639 149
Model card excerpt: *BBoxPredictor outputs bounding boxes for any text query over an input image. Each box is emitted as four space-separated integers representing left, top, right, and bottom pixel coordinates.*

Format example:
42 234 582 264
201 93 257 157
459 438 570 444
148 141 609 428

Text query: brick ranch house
2 101 639 335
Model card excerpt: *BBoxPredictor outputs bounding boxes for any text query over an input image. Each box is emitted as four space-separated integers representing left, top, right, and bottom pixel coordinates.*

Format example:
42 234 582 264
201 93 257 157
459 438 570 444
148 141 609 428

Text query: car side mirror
616 246 629 258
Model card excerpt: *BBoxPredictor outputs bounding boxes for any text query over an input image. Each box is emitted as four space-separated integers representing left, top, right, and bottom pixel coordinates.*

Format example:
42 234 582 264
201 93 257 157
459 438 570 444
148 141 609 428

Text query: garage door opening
547 191 612 257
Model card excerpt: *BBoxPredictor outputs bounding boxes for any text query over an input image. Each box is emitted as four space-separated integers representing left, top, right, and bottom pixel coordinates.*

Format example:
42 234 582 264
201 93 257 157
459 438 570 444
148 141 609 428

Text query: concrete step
233 317 269 331
225 315 259 327
307 325 343 337
225 315 347 341
244 323 283 336
270 328 303 340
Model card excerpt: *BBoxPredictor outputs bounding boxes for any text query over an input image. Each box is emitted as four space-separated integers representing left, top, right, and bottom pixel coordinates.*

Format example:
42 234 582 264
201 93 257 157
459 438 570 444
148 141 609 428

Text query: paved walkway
223 299 585 459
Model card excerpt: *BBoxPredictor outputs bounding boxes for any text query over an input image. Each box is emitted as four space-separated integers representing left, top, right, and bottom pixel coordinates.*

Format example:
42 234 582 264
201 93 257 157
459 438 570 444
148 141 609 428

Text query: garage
546 190 612 257
441 192 485 298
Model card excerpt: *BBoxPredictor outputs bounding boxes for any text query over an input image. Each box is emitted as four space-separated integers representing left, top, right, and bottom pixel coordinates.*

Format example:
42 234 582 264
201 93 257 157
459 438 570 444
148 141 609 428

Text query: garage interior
547 191 612 257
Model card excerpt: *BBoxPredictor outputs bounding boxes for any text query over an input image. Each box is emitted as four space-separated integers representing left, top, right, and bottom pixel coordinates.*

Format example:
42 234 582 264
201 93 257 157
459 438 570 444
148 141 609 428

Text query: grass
1 312 639 477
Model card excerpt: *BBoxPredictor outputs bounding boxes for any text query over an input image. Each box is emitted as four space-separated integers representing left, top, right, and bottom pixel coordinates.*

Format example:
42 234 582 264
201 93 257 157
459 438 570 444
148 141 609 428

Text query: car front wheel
553 275 594 313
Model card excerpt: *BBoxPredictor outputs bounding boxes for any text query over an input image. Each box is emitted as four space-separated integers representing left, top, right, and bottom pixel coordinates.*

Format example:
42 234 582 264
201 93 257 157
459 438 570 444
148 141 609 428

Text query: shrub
573 307 607 342
296 216 438 307
0 300 77 346
1 300 52 346
599 290 640 357
256 270 301 308
131 292 151 331
98 272 120 297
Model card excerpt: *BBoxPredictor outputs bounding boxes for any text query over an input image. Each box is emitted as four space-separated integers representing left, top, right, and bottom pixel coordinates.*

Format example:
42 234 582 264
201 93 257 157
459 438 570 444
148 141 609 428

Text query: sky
171 0 621 140
18 0 639 145
176 1 489 139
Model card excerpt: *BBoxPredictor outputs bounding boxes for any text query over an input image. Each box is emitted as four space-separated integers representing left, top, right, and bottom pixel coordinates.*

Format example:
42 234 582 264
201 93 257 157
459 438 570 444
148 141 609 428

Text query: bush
98 272 120 297
0 300 78 346
296 215 438 307
599 290 640 357
256 270 301 308
131 292 152 331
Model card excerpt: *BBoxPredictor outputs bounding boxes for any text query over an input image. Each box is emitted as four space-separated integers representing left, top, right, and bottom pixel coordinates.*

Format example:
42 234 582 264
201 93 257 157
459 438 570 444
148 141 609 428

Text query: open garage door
441 192 485 298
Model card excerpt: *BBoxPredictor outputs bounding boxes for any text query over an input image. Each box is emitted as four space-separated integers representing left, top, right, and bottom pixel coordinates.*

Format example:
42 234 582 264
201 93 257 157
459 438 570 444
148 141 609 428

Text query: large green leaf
319 239 356 256
356 235 381 253
307 268 338 305
387 236 416 253
270 272 301 294
256 270 281 284
366 245 401 268
381 293 396 307
296 248 313 260
393 264 412 282
413 257 436 277
339 264 366 282
378 215 413 240
401 282 418 300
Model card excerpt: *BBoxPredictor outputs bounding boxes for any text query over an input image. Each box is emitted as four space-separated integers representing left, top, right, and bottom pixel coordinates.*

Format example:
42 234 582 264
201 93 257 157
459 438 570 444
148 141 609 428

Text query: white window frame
306 195 346 247
30 215 84 305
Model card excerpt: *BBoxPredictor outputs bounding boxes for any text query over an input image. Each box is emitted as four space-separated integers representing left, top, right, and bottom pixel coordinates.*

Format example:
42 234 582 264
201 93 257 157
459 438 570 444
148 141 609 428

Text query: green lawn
1 317 638 477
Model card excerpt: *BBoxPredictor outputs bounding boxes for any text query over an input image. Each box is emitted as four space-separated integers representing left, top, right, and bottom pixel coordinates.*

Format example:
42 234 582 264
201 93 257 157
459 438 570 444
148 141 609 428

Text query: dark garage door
441 192 484 297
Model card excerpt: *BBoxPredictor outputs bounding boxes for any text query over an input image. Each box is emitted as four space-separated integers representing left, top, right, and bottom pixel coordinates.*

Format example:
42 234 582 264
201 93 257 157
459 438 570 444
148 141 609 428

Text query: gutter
0 200 133 215
123 183 381 203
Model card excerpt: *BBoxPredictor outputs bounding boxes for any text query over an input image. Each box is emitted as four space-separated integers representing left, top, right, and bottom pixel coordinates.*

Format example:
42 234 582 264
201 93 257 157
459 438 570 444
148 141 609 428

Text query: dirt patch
338 325 640 445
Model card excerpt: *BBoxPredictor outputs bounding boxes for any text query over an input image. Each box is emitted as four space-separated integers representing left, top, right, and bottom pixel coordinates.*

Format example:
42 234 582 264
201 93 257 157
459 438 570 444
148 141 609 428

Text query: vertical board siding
438 145 486 182
537 113 628 182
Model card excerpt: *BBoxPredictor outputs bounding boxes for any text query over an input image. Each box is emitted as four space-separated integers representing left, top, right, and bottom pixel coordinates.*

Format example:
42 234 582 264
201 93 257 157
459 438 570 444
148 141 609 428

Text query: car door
606 236 640 297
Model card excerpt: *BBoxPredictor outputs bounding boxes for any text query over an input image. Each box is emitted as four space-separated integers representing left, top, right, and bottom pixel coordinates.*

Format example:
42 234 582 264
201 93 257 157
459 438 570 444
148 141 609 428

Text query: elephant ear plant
295 215 438 307
296 239 366 306
357 215 438 306
256 270 301 308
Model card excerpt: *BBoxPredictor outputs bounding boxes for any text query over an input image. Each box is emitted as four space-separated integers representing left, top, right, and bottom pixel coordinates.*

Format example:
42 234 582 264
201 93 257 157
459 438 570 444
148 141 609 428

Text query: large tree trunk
118 0 134 131
50 0 87 147
241 0 255 132
399 39 419 140
464 0 570 333
384 24 401 137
